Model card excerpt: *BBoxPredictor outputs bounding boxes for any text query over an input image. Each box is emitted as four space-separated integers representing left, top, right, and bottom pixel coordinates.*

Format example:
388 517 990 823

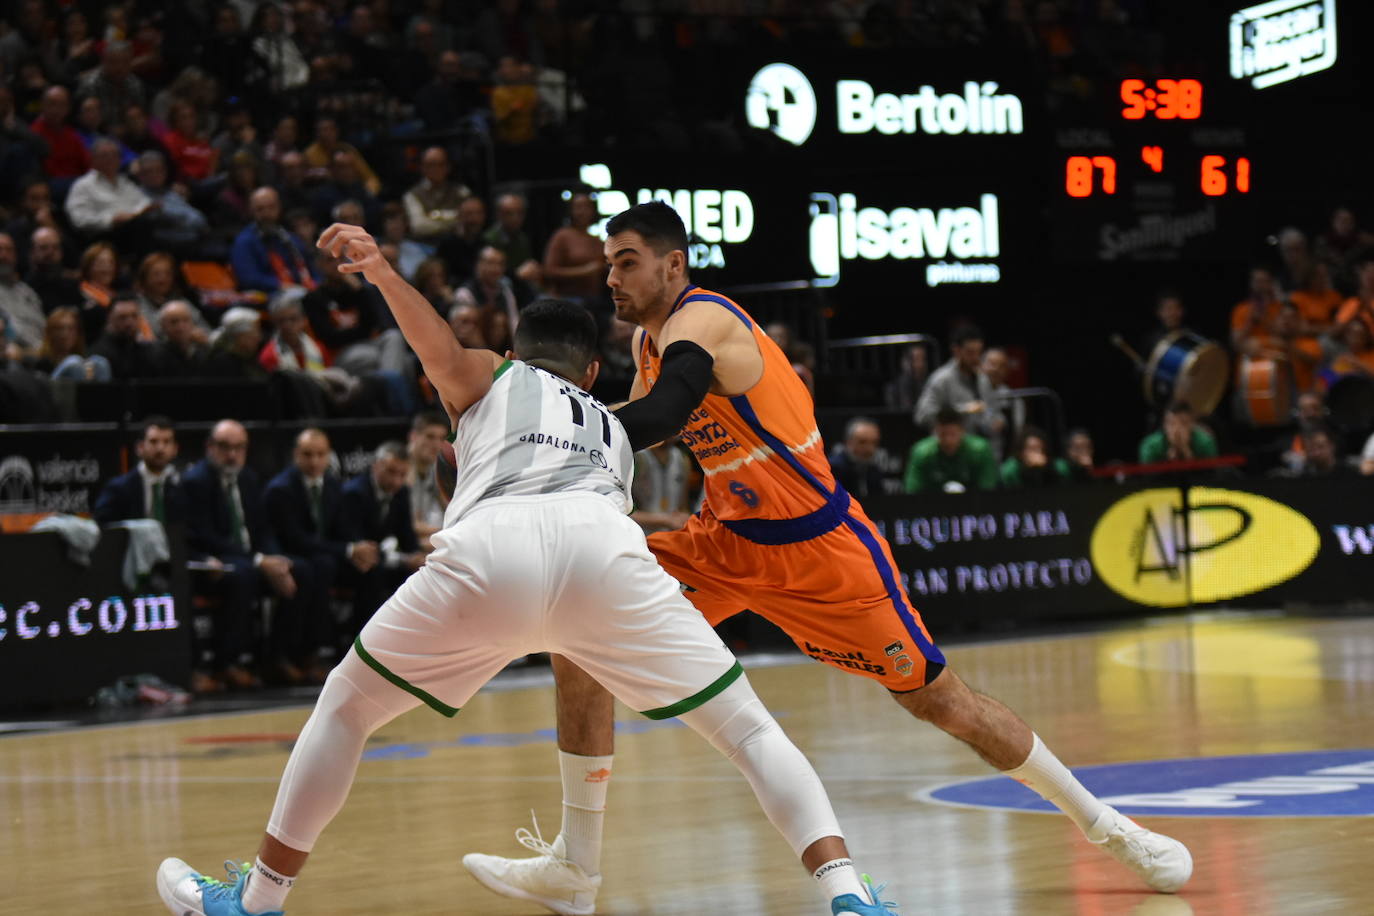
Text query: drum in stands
1144 331 1229 416
1236 356 1293 427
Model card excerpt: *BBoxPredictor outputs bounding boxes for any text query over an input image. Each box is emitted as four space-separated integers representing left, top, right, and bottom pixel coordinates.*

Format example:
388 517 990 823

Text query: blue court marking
920 748 1374 818
362 718 686 761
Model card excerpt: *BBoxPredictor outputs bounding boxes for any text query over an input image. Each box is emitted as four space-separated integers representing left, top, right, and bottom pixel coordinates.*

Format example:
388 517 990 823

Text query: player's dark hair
512 298 600 381
605 200 689 259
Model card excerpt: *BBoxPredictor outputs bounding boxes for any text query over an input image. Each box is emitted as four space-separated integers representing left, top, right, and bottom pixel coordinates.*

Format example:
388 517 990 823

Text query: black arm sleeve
613 340 715 451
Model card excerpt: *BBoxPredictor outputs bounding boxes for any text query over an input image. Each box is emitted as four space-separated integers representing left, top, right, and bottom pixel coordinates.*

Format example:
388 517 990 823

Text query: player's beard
614 270 670 326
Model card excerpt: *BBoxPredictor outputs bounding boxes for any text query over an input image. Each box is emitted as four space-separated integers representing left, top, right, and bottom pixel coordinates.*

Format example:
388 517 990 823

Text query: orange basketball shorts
647 492 945 691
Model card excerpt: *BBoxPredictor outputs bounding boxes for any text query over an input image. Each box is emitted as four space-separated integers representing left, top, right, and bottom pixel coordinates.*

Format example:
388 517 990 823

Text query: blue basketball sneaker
156 858 284 916
831 874 898 915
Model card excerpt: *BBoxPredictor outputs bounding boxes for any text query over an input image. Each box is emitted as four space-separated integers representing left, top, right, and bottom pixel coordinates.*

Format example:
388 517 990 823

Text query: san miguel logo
1090 488 1319 607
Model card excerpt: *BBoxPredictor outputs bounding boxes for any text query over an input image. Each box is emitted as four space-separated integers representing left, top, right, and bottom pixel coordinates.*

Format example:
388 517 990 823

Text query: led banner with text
739 51 1036 156
575 155 1029 293
740 50 1035 289
0 528 191 710
862 475 1374 627
863 485 1137 626
1086 476 1374 608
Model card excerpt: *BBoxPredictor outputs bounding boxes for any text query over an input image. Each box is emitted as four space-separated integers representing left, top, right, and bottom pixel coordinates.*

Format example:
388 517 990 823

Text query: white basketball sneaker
462 820 601 916
1086 808 1193 893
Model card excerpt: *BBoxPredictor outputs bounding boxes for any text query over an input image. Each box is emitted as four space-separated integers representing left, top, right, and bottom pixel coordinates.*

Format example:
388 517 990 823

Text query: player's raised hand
317 223 393 284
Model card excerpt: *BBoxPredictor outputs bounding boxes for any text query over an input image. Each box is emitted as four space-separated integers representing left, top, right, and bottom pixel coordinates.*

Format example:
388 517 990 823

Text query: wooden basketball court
3 611 1371 914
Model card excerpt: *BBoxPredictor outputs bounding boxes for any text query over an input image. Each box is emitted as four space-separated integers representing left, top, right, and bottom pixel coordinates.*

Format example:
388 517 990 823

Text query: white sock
814 859 868 903
558 750 612 875
241 858 294 914
1002 733 1107 834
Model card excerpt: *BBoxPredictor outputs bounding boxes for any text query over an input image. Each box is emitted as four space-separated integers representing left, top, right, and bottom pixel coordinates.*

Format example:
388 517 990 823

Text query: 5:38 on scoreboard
1062 79 1251 200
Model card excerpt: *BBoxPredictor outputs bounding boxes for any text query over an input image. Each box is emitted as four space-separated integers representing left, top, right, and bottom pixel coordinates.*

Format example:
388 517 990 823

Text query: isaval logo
1090 487 1319 607
808 191 1001 288
923 749 1374 817
745 63 817 147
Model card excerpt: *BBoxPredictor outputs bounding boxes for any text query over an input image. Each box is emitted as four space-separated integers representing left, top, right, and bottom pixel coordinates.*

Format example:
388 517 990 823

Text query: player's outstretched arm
317 223 498 415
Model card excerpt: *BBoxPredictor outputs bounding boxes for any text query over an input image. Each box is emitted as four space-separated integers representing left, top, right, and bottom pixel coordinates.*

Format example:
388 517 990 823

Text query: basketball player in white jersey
154 224 899 916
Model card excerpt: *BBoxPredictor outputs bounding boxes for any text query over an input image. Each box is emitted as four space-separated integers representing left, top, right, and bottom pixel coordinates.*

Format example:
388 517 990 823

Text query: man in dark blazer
181 418 316 689
340 440 426 635
828 417 890 500
264 428 380 679
93 415 189 529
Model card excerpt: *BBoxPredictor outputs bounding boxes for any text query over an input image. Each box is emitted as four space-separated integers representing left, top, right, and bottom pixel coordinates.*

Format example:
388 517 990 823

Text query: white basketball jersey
438 360 634 528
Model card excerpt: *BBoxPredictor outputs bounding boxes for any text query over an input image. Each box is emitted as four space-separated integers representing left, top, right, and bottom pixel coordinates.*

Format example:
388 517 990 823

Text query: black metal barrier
0 528 191 709
862 476 1374 633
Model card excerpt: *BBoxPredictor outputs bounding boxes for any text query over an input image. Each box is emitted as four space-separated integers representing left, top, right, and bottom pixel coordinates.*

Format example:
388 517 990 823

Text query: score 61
1201 155 1251 196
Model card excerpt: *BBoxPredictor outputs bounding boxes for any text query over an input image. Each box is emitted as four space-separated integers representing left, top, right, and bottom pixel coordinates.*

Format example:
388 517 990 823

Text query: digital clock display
1062 78 1252 199
1120 78 1203 119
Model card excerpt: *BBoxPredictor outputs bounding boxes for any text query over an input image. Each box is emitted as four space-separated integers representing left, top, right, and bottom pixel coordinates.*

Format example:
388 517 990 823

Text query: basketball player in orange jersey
463 201 1192 914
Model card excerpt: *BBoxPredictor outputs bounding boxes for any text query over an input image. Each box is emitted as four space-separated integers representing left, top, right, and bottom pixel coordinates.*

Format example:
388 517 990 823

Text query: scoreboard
1050 74 1263 263
540 0 1356 297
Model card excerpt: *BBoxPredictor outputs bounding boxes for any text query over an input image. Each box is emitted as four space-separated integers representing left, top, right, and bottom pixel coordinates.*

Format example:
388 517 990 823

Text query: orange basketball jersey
638 286 833 523
638 285 946 690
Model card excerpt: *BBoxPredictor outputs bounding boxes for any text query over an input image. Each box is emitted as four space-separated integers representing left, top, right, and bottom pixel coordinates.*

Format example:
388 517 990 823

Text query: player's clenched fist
317 223 393 285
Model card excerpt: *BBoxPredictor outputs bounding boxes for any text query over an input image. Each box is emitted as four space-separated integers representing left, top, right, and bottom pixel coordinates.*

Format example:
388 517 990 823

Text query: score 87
1065 156 1117 198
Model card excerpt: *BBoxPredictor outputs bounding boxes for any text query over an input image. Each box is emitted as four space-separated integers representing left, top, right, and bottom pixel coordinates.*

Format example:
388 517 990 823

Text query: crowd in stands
1 0 676 426
847 207 1374 496
2 2 1371 692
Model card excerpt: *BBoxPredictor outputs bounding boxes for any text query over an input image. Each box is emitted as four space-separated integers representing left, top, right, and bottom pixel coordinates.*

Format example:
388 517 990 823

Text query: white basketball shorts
353 492 742 718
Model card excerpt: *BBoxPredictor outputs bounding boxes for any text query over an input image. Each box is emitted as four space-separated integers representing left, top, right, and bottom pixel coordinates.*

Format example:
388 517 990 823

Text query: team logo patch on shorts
894 655 914 676
803 641 886 676
884 641 905 657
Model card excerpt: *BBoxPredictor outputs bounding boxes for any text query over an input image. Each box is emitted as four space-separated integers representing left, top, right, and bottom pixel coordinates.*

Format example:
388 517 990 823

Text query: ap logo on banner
745 63 816 147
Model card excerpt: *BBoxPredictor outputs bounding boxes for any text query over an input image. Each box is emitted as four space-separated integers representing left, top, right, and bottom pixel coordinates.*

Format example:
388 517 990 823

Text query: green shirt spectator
1000 427 1072 488
1138 401 1219 464
1000 456 1071 487
904 407 998 493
